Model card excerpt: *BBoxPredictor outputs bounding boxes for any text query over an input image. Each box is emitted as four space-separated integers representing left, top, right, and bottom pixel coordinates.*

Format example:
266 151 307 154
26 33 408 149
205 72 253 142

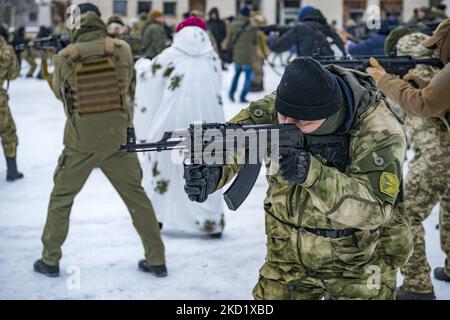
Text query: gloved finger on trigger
184 168 204 179
279 147 295 157
184 185 202 195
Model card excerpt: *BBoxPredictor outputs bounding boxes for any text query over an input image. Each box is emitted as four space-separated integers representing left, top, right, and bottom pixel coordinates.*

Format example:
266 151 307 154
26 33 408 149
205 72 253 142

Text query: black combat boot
209 232 222 239
396 285 436 300
138 260 167 277
434 267 450 282
6 157 24 182
33 259 60 277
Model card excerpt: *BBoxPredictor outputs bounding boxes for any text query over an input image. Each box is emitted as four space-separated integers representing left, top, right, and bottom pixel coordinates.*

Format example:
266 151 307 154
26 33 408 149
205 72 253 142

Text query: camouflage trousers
22 49 37 77
252 262 397 300
0 90 18 158
400 125 450 293
252 214 396 300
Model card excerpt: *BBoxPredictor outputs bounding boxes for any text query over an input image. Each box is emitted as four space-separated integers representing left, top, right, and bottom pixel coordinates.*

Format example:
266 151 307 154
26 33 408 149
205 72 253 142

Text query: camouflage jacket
0 36 20 89
218 66 407 272
396 32 446 150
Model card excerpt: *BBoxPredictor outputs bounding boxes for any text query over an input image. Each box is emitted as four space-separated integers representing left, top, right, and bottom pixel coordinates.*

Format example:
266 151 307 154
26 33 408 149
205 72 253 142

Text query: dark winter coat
266 10 345 56
207 18 226 49
347 33 387 56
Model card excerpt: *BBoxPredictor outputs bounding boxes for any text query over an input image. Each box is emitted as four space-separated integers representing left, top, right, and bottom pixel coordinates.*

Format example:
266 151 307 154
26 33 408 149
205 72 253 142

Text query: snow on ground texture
0 63 448 299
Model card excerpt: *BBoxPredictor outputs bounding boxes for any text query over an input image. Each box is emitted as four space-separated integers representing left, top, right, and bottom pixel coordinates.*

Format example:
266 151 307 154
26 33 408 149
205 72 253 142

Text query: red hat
176 16 207 32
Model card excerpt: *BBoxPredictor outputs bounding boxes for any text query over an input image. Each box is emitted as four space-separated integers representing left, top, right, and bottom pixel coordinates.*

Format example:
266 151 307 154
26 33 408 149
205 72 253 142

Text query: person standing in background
207 7 226 61
142 10 168 59
0 25 23 182
227 6 257 103
250 9 269 93
134 17 225 238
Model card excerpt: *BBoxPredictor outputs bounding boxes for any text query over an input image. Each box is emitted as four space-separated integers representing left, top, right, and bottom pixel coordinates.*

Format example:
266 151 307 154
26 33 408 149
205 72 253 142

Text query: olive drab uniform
217 66 409 300
0 36 20 158
40 12 165 267
396 33 450 294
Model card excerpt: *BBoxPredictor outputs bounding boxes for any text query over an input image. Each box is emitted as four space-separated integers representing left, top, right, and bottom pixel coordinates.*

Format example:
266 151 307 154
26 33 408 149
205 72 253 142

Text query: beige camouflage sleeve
301 102 407 231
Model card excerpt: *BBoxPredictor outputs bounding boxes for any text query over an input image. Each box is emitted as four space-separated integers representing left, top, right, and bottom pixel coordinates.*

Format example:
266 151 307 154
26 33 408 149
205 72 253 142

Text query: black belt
304 227 360 239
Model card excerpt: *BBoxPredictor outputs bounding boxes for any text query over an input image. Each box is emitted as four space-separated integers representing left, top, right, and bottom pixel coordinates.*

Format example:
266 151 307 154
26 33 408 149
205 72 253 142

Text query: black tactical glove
183 165 222 203
279 147 311 184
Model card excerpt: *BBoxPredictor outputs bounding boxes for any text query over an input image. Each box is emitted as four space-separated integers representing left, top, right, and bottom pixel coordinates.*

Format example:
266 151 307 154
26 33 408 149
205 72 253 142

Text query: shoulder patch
379 172 400 198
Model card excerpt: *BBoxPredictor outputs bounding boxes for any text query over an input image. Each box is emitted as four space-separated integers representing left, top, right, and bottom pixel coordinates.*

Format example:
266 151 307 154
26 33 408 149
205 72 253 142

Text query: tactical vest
62 37 128 114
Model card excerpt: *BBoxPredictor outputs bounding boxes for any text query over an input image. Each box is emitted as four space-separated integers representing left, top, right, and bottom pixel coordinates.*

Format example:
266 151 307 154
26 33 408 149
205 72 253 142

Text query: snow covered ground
0 61 448 299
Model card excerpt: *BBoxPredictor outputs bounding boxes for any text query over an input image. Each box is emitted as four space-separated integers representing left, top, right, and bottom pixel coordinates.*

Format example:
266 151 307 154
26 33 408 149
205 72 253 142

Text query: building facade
22 0 450 31
68 0 449 27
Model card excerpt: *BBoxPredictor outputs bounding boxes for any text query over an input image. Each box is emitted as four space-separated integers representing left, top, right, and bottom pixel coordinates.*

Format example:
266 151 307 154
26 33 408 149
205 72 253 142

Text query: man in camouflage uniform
0 25 24 182
250 13 270 93
22 45 38 78
33 3 166 278
367 19 450 299
381 31 450 300
132 13 148 38
184 57 408 299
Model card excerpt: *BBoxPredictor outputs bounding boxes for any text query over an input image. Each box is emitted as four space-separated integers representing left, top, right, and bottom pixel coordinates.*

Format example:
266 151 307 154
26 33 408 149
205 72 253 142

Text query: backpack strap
62 44 81 62
104 37 116 56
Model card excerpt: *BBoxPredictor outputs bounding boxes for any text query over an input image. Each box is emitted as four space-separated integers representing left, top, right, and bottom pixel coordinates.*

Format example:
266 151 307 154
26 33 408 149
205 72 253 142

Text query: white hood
172 26 213 56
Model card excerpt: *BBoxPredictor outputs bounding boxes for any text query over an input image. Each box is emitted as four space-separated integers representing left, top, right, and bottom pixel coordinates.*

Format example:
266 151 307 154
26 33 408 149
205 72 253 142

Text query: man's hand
366 57 387 84
403 72 429 89
279 147 311 184
183 165 222 203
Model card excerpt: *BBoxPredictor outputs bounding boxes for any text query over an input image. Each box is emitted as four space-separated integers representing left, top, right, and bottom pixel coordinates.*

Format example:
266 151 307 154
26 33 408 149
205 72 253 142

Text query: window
137 1 152 14
284 0 300 8
113 0 128 16
343 0 367 24
29 12 38 23
163 2 177 16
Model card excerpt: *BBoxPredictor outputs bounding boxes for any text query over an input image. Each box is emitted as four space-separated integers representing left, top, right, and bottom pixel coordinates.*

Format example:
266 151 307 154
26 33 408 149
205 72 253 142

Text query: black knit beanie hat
275 57 340 121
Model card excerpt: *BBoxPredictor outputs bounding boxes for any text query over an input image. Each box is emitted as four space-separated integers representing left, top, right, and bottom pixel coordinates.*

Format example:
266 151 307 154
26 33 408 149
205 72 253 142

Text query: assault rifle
311 55 444 77
119 123 349 211
14 35 70 53
258 24 291 36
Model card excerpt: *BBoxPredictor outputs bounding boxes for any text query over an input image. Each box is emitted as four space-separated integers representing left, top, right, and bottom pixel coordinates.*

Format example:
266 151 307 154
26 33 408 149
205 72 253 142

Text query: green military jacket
226 16 258 65
52 12 133 153
142 20 167 58
0 36 20 89
218 66 408 275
